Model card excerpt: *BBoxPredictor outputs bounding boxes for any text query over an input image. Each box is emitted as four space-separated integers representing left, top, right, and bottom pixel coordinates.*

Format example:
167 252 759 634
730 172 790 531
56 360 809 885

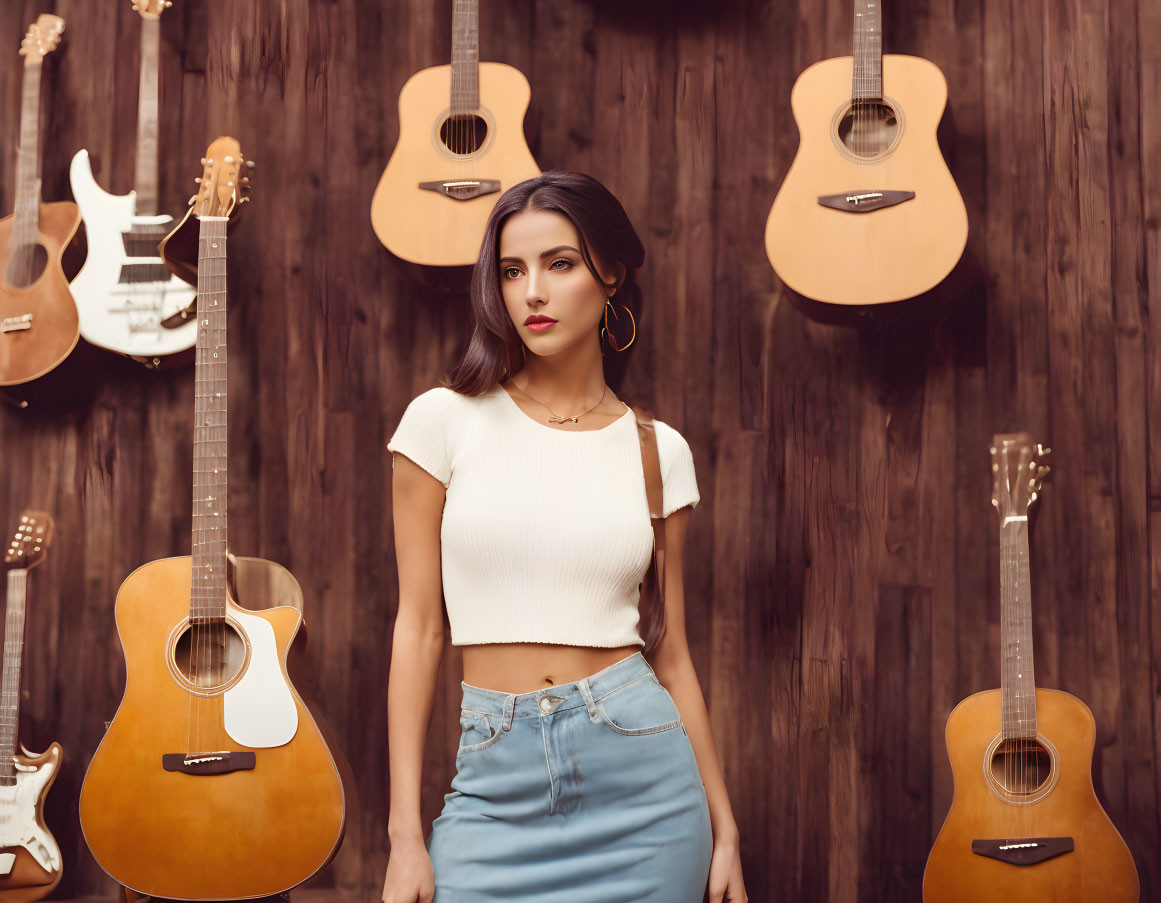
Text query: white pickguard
0 754 61 876
69 149 198 359
223 607 299 749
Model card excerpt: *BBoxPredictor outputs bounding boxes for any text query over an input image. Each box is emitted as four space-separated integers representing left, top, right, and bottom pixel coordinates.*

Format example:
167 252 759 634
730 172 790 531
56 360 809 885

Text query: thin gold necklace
513 383 609 424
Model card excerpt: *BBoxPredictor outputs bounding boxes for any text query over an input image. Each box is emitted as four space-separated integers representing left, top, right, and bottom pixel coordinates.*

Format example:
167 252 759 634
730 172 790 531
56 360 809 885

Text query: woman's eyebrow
499 245 580 264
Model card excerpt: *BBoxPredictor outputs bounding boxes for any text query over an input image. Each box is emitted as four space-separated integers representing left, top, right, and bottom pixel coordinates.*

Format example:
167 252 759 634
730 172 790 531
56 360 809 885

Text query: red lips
524 314 557 325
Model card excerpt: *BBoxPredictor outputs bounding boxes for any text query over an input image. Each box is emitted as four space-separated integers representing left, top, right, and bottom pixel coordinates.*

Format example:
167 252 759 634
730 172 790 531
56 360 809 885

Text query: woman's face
498 208 622 359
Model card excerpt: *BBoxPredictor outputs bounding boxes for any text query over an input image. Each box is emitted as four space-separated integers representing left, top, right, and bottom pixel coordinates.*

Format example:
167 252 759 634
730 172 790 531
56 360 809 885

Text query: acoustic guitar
370 0 541 266
922 434 1139 902
78 141 346 901
0 17 80 388
69 0 199 367
0 512 62 903
764 0 967 305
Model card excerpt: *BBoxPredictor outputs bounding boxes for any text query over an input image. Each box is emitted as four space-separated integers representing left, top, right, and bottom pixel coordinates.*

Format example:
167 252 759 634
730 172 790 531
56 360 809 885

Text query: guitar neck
190 216 229 624
133 14 162 216
1000 517 1038 738
0 570 29 781
851 0 883 100
450 0 479 114
10 58 44 269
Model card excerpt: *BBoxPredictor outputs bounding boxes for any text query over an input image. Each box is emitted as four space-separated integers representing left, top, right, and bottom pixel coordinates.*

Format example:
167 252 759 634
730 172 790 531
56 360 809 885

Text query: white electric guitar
68 0 197 366
0 512 62 902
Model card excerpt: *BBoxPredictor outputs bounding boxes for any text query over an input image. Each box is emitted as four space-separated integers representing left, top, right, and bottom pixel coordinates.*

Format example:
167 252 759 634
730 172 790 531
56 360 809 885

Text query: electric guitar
922 434 1139 902
0 511 63 903
764 0 968 305
370 0 541 266
0 16 80 388
69 0 199 367
78 140 346 901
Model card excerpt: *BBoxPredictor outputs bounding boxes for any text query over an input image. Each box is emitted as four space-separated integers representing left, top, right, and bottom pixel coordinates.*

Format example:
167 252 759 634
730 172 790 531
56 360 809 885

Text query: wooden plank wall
0 0 1157 899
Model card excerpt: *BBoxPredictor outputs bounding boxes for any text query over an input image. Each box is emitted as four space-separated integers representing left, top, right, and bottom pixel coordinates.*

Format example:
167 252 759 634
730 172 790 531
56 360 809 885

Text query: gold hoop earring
601 297 636 352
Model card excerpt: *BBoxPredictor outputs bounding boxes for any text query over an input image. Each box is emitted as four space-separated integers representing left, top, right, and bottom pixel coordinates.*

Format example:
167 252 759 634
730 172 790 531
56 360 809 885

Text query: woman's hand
380 834 435 903
706 828 748 903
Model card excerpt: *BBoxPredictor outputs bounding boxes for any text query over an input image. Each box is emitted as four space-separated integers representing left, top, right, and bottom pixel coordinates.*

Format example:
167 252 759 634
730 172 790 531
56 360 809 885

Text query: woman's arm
648 506 739 845
386 452 448 844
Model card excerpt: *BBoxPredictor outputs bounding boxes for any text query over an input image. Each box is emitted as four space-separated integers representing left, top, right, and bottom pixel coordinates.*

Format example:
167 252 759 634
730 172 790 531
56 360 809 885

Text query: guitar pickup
1 314 32 333
817 190 915 212
162 751 256 775
971 837 1074 866
419 179 501 201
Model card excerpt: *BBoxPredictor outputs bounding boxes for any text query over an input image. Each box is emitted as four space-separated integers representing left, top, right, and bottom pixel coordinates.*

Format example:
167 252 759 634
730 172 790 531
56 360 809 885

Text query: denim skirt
425 651 713 902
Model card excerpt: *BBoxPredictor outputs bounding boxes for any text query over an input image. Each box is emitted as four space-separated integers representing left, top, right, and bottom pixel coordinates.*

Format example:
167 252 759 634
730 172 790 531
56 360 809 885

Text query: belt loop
578 678 599 720
502 693 516 731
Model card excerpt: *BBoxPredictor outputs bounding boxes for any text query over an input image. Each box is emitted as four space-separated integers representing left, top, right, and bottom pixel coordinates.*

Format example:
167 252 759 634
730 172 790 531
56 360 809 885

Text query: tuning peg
245 159 256 169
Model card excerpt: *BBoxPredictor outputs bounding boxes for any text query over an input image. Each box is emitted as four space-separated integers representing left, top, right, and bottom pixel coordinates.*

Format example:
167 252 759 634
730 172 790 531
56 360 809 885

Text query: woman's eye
550 258 572 271
503 267 521 279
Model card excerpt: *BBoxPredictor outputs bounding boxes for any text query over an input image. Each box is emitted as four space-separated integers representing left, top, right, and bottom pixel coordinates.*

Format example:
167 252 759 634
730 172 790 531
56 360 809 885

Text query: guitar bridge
162 751 256 775
817 190 915 212
418 179 501 201
971 837 1074 865
1 314 32 333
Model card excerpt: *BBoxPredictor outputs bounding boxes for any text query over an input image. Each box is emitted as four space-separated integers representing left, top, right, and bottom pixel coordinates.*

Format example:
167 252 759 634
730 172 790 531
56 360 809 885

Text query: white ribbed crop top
386 383 700 647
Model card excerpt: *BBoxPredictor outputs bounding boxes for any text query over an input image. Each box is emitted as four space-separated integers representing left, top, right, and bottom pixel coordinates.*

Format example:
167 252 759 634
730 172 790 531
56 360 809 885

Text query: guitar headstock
132 0 173 18
3 511 54 571
19 15 65 62
990 432 1051 519
189 137 253 218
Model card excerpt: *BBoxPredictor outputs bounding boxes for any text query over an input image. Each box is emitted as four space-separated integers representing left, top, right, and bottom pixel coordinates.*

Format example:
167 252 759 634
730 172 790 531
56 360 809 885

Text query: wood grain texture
0 0 1157 899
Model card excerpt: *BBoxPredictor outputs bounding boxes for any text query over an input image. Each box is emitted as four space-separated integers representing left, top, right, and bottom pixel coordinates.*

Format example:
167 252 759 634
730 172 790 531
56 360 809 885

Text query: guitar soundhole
836 100 901 159
989 738 1053 795
439 114 488 155
173 620 247 691
3 242 49 290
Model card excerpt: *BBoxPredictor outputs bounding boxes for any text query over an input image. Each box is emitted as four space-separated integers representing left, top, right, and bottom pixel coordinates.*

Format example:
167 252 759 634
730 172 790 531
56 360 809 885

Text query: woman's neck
506 340 613 414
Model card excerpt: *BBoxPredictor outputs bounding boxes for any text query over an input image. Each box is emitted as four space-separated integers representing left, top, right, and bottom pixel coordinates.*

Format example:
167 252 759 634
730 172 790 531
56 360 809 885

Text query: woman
380 171 747 903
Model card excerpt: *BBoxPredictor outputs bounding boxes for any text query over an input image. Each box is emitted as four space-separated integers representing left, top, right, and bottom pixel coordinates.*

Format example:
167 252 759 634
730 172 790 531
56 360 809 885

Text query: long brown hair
445 171 668 653
446 170 645 397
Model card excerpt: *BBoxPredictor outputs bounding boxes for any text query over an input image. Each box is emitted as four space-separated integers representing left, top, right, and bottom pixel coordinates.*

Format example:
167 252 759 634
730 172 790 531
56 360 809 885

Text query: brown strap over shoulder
631 406 667 616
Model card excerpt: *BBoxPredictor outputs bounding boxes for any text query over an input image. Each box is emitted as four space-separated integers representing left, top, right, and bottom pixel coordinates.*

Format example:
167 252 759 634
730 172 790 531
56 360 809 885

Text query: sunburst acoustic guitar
370 0 540 266
0 512 62 903
0 16 80 392
764 0 967 305
78 140 345 901
922 434 1139 902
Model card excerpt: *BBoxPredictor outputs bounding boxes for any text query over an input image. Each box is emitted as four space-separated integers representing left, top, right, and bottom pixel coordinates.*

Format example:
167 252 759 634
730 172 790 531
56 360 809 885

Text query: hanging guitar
764 0 968 305
922 434 1139 902
78 140 346 901
0 16 80 392
0 511 63 903
370 0 541 266
69 0 199 368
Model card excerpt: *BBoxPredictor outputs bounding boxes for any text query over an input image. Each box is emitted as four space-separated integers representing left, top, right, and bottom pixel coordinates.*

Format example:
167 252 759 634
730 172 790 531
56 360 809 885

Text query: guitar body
79 555 345 901
924 688 1139 902
0 202 81 385
0 743 62 903
370 62 541 266
68 150 197 360
765 54 967 305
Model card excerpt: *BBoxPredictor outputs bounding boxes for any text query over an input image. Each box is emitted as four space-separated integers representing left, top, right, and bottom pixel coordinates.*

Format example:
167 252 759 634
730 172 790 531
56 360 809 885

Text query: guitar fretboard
0 570 29 784
190 217 229 623
1000 517 1038 738
133 14 162 215
5 59 44 289
450 0 479 115
851 0 883 100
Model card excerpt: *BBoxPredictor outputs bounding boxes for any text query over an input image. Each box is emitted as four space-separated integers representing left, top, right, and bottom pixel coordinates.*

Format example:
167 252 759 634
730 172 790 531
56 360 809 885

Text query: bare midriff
460 642 644 695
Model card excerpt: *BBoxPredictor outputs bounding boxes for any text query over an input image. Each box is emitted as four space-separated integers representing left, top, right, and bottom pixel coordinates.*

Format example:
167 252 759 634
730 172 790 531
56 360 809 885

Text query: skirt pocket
595 674 684 736
456 707 506 756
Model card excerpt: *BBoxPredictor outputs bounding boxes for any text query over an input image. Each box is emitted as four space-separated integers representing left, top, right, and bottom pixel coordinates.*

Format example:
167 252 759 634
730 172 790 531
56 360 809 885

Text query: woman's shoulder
650 417 694 464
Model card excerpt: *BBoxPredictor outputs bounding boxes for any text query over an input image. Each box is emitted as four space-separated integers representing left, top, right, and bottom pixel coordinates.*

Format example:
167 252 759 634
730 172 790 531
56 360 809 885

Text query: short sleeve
386 387 456 487
654 420 700 517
